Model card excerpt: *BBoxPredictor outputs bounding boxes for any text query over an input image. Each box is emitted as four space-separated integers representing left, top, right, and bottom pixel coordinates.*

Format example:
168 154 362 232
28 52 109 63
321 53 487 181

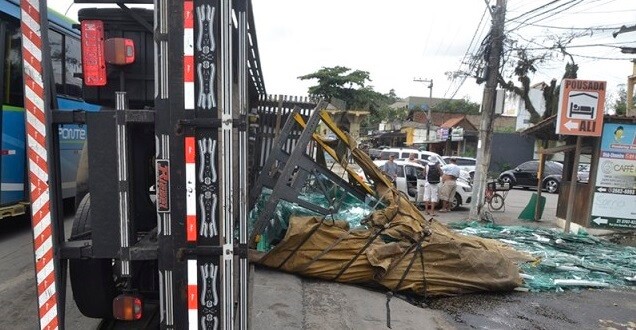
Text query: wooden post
564 136 583 233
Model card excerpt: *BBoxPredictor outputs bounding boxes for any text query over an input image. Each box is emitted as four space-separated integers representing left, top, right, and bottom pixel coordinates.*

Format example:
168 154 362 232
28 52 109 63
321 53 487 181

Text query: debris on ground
248 109 536 297
448 221 636 292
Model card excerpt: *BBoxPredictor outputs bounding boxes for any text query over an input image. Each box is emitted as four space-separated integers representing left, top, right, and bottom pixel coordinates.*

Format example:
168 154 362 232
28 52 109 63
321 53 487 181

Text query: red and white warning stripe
183 0 194 109
20 1 59 329
187 260 198 330
185 137 197 242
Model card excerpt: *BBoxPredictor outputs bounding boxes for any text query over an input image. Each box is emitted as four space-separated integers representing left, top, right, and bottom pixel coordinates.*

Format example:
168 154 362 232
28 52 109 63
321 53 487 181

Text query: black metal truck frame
21 0 265 328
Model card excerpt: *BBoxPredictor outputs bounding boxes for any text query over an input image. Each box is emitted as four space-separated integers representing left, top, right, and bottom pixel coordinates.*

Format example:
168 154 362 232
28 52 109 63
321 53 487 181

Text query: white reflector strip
187 259 198 330
20 1 59 329
185 137 196 242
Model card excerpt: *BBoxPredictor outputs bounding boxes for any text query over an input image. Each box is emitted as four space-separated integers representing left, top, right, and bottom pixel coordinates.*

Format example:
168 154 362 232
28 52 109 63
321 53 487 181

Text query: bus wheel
69 194 117 319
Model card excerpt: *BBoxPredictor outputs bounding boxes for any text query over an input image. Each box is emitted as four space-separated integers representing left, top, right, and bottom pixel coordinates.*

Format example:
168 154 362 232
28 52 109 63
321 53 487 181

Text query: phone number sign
590 123 636 230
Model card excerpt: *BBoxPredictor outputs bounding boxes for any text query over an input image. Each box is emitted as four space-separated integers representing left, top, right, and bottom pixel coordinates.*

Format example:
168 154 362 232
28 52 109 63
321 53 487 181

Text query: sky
51 0 636 107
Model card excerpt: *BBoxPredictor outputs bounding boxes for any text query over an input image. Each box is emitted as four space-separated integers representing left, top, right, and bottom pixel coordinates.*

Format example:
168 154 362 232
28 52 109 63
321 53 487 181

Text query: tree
497 49 546 123
299 66 397 130
497 33 583 124
298 66 385 110
451 28 588 124
430 98 480 114
612 84 630 116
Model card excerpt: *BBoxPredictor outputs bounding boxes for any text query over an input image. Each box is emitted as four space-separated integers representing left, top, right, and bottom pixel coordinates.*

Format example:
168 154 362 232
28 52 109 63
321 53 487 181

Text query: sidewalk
430 188 562 229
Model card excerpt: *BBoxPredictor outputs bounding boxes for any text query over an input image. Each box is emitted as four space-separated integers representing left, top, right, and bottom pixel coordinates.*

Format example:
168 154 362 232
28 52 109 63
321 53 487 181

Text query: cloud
49 0 636 104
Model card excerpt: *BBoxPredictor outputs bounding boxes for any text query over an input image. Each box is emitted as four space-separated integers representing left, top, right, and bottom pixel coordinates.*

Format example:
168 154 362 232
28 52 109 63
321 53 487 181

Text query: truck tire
69 194 117 319
75 142 89 210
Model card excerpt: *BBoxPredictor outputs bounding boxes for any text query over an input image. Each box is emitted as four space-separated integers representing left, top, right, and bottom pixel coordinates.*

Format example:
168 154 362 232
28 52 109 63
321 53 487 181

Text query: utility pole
469 0 507 220
414 78 433 150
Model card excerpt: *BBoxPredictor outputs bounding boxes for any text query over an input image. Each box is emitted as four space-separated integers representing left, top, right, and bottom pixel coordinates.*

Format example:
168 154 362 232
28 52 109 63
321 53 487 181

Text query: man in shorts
423 160 442 215
439 157 460 212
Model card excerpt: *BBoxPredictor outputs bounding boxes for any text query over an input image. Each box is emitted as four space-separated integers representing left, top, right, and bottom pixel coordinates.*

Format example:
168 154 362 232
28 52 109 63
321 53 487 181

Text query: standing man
423 159 442 216
382 154 399 185
407 153 424 205
440 157 460 212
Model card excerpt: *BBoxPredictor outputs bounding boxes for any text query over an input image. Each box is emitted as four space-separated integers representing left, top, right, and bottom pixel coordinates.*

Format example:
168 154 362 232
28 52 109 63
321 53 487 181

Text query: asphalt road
1 190 634 329
427 288 636 330
436 187 561 228
0 212 100 329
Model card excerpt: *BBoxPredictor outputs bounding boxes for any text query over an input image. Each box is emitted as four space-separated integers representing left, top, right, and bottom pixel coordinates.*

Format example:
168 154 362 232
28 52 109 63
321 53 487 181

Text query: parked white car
379 148 472 182
357 159 473 210
442 156 477 179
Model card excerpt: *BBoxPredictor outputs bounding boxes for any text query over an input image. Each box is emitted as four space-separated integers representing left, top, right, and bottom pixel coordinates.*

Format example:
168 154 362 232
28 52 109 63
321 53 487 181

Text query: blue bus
0 0 99 218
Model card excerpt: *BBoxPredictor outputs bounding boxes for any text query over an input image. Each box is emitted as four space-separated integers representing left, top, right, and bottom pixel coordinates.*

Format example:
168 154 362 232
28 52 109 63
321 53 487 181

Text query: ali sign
556 79 606 136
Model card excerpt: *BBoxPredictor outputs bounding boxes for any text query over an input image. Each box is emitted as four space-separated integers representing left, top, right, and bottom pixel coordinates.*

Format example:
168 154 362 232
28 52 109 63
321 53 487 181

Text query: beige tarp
254 134 534 297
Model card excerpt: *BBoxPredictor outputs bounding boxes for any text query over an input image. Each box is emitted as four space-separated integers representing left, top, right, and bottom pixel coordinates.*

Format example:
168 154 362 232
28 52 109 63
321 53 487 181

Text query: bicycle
485 179 509 211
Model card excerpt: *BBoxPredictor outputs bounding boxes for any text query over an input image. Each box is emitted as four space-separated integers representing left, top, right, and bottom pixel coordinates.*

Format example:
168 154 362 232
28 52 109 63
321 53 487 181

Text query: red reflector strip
20 1 60 329
187 260 198 330
185 137 196 242
184 0 194 109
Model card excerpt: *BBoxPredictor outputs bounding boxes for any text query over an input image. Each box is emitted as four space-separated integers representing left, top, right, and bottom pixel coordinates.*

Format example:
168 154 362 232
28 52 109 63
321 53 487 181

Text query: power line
506 0 560 22
444 5 489 98
507 21 622 30
507 0 584 33
567 53 636 60
533 0 619 25
513 41 635 51
567 0 621 15
567 8 636 13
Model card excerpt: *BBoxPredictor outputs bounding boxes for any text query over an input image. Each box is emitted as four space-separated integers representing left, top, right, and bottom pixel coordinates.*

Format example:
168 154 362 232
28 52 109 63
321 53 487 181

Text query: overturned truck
248 101 534 298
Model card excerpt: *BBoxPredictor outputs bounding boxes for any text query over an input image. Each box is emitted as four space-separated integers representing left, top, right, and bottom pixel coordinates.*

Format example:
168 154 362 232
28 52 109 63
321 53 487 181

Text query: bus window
4 23 23 107
65 37 82 98
49 30 64 95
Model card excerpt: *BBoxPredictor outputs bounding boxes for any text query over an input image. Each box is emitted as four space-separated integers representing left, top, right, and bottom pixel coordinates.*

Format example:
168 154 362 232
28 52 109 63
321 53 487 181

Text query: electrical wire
507 0 585 33
566 53 636 60
512 41 635 51
444 6 489 98
507 22 622 31
506 0 561 23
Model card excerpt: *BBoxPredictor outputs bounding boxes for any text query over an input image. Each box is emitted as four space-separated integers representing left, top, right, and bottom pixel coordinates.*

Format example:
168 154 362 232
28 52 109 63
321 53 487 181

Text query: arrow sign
564 120 578 131
596 187 607 193
593 217 608 225
556 79 606 136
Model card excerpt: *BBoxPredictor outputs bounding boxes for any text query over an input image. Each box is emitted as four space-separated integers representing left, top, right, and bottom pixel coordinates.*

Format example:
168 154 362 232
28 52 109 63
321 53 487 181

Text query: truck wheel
75 142 89 210
69 194 117 319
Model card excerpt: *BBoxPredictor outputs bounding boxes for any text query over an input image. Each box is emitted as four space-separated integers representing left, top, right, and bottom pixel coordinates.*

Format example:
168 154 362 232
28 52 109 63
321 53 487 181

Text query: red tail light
80 20 107 86
113 294 143 321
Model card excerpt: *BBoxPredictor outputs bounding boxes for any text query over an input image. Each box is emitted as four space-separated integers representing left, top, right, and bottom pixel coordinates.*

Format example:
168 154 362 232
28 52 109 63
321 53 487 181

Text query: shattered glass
248 188 375 251
449 221 636 292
